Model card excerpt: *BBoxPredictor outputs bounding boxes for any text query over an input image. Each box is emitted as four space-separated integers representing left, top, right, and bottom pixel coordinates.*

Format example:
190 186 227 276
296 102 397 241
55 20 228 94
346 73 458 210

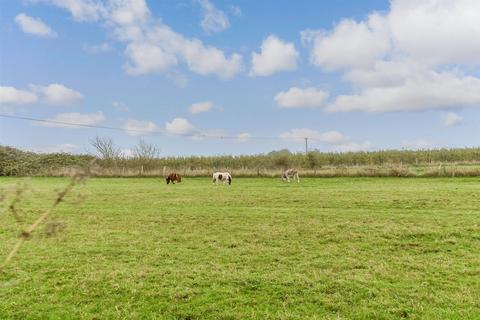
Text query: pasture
0 177 479 319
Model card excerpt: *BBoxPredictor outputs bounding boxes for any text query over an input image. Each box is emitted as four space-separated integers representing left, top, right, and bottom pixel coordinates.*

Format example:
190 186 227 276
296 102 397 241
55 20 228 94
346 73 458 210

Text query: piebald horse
166 172 182 184
212 172 232 185
281 168 300 183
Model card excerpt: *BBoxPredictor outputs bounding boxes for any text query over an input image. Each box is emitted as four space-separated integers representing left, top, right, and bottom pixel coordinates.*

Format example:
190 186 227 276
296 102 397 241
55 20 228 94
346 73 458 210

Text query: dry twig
0 172 87 273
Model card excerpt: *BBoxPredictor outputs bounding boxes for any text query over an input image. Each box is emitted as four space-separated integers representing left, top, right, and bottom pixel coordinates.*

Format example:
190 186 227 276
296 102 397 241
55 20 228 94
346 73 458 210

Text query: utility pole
304 137 308 154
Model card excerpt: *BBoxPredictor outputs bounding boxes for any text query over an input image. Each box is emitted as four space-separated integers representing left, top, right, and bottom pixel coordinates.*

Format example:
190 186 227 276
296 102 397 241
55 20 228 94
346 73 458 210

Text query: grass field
1 177 479 319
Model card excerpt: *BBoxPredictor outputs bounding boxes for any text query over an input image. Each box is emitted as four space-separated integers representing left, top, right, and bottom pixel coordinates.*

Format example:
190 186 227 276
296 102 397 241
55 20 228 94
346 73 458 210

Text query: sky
1 0 480 156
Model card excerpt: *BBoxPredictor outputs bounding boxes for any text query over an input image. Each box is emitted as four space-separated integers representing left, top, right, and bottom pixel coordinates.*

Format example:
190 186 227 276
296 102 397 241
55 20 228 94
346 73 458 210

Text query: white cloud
36 0 243 79
122 24 243 79
250 35 299 76
198 0 230 34
83 42 113 54
165 118 196 136
30 0 106 21
280 128 372 152
237 132 251 142
302 13 390 70
442 112 463 127
123 119 158 136
31 83 83 106
275 87 329 108
327 68 480 113
39 111 105 128
303 0 480 113
188 101 213 114
124 41 178 75
0 86 38 105
401 139 433 150
304 0 480 70
15 13 57 37
389 0 480 66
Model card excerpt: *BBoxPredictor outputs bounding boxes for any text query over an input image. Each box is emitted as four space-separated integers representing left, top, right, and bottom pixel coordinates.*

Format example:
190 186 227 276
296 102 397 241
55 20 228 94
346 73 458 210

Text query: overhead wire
0 113 325 142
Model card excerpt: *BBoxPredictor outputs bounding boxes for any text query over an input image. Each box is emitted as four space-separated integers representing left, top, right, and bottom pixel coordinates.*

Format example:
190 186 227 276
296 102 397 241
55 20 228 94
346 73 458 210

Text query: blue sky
1 0 479 156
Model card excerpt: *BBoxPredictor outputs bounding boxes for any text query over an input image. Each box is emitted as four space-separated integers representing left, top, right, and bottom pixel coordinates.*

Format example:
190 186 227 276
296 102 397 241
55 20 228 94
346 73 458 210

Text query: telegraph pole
304 137 308 154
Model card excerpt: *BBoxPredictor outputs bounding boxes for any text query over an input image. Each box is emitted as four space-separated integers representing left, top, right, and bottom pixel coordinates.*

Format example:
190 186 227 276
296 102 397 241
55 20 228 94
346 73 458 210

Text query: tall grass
3 145 480 177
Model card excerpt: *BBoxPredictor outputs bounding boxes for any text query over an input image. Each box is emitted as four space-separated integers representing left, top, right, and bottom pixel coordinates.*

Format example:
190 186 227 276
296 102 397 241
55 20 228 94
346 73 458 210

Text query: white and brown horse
281 168 300 183
212 172 232 185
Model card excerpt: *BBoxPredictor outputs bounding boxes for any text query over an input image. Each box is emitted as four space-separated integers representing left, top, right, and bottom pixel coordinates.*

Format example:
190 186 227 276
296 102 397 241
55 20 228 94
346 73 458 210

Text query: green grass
1 177 479 319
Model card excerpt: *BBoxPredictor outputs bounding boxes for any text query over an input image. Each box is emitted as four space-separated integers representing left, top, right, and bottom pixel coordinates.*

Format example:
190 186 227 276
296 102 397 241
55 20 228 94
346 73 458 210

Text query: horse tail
228 175 232 185
166 177 170 184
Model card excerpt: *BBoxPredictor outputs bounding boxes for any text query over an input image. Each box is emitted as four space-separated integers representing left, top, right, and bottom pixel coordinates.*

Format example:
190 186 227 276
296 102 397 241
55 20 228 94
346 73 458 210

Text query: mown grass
0 177 479 319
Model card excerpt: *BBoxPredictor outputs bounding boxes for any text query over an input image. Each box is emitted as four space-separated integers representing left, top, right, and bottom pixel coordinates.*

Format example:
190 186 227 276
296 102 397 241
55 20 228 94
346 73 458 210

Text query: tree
89 136 123 160
132 139 160 160
269 149 292 169
305 151 319 171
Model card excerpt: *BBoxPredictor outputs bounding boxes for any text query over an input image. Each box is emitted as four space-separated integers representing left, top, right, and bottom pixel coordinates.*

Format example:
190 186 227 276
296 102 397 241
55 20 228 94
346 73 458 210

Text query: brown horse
166 172 182 184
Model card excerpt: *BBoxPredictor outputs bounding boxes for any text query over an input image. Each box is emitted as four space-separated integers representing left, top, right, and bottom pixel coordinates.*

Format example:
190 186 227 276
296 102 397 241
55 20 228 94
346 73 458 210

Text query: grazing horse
282 168 300 183
212 172 232 185
166 172 182 184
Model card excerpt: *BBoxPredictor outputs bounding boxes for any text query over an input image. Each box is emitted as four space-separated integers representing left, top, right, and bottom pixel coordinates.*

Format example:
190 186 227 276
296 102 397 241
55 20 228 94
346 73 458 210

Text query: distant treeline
3 144 480 177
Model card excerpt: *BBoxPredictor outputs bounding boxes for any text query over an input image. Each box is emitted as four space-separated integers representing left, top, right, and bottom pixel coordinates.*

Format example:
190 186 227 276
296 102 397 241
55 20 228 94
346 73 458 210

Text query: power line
0 113 321 143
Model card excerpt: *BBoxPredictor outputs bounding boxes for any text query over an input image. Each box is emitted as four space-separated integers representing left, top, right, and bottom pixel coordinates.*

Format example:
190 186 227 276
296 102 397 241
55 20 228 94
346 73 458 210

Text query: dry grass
37 163 480 178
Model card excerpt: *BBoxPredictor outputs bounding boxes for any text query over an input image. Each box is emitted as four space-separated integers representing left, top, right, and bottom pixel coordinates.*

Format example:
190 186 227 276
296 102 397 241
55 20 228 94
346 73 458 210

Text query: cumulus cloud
30 0 106 21
165 118 196 136
303 0 480 113
39 112 105 128
0 86 38 105
275 87 329 108
280 128 372 152
35 0 243 79
31 83 83 106
327 68 480 113
122 24 243 79
15 13 57 37
198 0 230 34
250 35 299 76
388 0 480 66
123 119 158 136
302 13 390 70
442 112 463 127
188 101 213 114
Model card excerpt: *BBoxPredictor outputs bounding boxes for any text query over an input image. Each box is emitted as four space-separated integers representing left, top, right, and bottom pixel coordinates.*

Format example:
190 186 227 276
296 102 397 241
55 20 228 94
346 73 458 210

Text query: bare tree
132 139 160 160
89 136 123 160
